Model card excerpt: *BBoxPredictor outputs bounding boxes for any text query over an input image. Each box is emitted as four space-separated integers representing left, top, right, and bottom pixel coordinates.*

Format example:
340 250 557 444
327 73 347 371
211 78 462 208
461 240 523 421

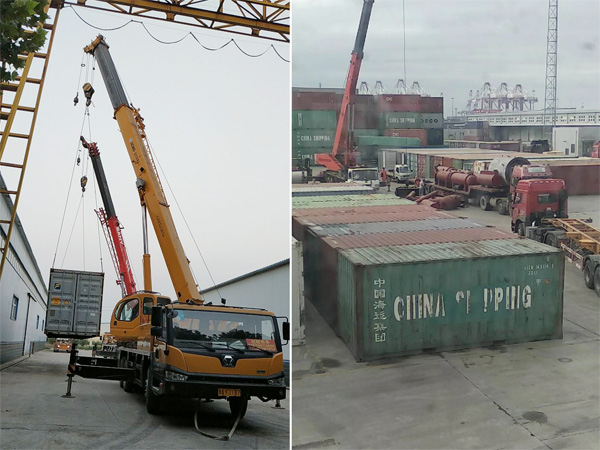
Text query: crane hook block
80 176 88 192
73 93 79 106
83 83 95 107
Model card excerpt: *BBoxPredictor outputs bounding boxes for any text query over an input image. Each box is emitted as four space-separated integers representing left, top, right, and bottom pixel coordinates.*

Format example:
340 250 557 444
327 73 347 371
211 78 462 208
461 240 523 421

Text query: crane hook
77 156 81 166
73 92 79 106
83 83 95 107
80 176 88 192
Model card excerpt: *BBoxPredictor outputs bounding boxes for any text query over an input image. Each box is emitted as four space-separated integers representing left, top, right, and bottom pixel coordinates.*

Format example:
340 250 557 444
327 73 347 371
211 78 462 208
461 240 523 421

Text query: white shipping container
292 238 306 346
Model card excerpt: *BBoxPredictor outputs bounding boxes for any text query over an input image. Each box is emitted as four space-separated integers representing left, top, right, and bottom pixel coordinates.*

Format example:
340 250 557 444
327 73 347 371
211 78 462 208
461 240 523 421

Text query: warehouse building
200 259 290 363
0 175 48 365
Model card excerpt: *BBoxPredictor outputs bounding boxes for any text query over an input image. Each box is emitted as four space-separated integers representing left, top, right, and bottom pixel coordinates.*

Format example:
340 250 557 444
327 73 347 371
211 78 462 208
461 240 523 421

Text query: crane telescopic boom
80 136 136 297
83 35 202 305
331 0 374 167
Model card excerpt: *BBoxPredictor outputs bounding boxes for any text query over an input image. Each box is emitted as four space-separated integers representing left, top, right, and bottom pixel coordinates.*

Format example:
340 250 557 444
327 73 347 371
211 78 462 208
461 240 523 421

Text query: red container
322 226 512 250
548 164 600 195
376 94 422 112
383 129 428 147
476 170 505 187
420 96 444 113
292 92 342 111
442 157 453 167
417 154 427 178
292 205 454 240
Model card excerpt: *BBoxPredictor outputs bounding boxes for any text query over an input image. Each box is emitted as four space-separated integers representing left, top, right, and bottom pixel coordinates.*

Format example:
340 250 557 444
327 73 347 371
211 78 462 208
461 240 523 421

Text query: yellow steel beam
68 0 290 42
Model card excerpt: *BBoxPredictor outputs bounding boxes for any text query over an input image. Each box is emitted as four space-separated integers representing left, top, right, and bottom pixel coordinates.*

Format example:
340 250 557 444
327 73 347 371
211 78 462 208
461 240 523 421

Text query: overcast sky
8 6 289 318
292 0 600 116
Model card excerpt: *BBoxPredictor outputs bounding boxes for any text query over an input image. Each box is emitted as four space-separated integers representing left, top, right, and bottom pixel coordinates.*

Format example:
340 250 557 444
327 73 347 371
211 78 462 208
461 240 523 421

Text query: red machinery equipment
80 136 136 297
315 0 374 173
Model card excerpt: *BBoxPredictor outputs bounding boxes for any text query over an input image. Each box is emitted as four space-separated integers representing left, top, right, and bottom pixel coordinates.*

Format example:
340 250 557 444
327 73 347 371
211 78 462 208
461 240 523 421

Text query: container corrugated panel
292 205 454 241
426 129 444 146
376 94 422 112
379 112 422 129
293 110 338 129
337 239 564 361
421 113 444 129
323 226 512 249
292 203 453 219
383 129 428 146
420 97 444 113
310 218 483 237
292 184 375 197
353 129 380 137
417 154 426 178
293 129 336 148
292 195 414 210
355 136 422 147
293 147 332 161
45 269 104 338
545 165 600 195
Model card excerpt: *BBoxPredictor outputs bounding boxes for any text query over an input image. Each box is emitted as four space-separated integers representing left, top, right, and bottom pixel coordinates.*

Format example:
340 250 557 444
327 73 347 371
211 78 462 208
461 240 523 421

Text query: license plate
218 388 241 397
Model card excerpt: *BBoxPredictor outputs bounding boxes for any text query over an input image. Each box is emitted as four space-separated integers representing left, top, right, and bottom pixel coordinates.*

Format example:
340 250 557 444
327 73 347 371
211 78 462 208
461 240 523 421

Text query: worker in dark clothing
380 168 390 192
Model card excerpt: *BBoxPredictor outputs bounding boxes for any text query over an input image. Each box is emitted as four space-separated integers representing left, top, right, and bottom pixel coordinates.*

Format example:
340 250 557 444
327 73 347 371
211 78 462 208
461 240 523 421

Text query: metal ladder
0 1 63 279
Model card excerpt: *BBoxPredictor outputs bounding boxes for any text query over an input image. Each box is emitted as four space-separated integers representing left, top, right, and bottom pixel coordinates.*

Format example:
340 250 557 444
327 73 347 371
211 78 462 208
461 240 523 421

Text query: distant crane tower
542 0 558 140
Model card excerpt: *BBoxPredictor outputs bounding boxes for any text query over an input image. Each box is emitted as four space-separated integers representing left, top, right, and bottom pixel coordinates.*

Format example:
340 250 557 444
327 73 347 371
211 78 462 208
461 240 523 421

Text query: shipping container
292 91 342 110
421 113 444 129
293 147 332 162
293 110 337 129
292 238 305 346
545 164 600 195
383 129 428 147
336 239 563 361
353 129 380 137
293 129 336 148
379 112 422 129
292 184 375 197
352 109 379 129
310 218 483 237
417 154 427 178
376 94 421 112
355 136 422 148
292 194 414 210
420 97 444 113
426 129 444 146
45 269 104 338
304 223 514 331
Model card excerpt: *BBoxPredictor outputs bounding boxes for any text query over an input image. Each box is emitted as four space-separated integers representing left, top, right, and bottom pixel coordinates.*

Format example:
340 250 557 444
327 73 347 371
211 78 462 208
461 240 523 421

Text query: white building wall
1 190 48 364
201 262 290 361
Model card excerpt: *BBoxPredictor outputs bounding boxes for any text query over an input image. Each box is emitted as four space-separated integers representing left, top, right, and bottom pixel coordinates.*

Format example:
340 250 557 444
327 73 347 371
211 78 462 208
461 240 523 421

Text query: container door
46 271 77 335
73 273 104 335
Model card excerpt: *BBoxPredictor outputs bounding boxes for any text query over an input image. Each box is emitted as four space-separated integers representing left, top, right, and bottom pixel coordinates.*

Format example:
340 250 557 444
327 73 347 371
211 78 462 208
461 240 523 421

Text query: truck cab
393 164 413 184
511 178 568 236
347 167 380 187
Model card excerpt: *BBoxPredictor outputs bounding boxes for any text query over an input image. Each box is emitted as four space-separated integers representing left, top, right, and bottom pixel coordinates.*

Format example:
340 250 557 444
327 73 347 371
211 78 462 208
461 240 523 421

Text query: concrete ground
292 192 600 450
1 350 289 449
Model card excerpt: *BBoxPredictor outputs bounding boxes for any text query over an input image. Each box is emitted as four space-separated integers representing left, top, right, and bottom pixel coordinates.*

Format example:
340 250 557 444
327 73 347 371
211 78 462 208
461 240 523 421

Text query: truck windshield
352 170 378 181
396 166 409 173
171 310 279 353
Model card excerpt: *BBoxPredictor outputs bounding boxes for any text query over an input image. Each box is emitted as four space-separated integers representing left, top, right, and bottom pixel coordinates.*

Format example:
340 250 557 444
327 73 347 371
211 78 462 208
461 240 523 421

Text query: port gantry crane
315 0 374 172
0 0 290 279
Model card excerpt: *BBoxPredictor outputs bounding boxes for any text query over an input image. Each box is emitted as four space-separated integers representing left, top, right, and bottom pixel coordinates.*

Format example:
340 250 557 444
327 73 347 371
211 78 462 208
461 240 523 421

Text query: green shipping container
292 110 338 129
355 136 422 148
452 158 463 170
293 147 332 161
293 129 336 148
353 129 380 137
336 239 564 361
379 112 422 129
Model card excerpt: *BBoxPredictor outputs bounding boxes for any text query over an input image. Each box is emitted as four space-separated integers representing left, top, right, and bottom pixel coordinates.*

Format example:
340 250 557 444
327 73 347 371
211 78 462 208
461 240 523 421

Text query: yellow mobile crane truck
69 36 289 417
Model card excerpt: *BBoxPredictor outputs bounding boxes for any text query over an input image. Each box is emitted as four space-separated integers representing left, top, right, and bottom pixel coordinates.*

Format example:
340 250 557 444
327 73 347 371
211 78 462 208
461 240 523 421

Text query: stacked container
293 198 564 362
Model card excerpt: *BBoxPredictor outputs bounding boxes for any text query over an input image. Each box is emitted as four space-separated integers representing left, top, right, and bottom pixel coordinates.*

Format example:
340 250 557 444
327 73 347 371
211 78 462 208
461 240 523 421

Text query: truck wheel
496 199 509 216
120 357 134 393
228 397 248 419
479 195 491 211
594 267 600 297
545 233 558 248
145 368 161 415
517 222 525 237
584 262 595 289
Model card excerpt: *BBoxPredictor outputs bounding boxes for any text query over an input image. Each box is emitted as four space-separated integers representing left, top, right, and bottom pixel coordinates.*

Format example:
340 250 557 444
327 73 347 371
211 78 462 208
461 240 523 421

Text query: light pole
451 97 454 117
